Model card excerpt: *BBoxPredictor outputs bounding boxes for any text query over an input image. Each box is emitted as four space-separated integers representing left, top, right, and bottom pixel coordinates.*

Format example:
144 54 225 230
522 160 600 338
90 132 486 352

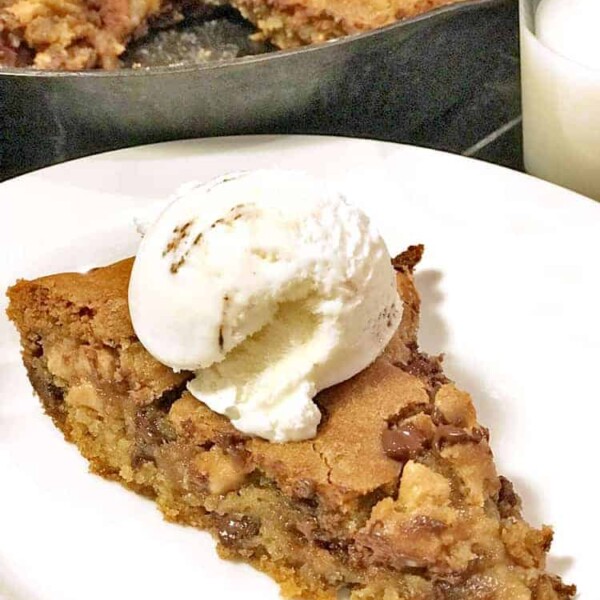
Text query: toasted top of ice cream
129 170 402 442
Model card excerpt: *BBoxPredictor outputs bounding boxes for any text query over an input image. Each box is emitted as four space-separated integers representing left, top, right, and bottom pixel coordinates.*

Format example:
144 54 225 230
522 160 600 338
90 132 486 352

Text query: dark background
0 0 522 182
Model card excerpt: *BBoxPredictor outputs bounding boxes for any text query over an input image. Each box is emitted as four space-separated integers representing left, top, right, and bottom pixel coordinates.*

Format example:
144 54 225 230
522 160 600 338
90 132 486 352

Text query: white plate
1 136 598 600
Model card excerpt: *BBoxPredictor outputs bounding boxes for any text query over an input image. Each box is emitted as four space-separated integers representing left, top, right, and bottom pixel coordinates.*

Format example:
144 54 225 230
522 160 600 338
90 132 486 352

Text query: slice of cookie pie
6 247 575 599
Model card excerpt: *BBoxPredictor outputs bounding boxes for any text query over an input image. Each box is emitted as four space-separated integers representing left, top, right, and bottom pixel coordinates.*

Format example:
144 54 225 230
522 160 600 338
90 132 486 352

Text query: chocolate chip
292 478 316 500
78 306 95 319
496 475 522 519
131 410 164 467
391 244 424 273
31 337 44 358
45 381 65 402
130 447 154 469
131 384 186 468
216 514 260 547
314 537 350 554
382 423 430 462
407 515 447 534
396 343 449 389
155 381 190 412
38 377 66 426
434 424 487 449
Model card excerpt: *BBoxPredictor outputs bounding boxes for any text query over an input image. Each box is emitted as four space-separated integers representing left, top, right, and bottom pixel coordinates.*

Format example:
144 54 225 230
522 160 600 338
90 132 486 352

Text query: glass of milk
520 0 600 201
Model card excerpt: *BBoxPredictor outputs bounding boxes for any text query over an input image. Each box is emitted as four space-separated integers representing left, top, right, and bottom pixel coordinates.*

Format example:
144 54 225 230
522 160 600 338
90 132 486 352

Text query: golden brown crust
233 0 461 48
6 252 576 600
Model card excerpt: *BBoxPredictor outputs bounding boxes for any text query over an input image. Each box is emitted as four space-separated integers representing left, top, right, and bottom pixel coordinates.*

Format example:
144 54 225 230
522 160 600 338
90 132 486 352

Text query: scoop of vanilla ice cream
129 170 402 442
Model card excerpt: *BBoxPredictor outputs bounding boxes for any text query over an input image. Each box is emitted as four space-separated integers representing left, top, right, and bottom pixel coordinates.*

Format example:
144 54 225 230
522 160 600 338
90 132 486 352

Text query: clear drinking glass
520 0 600 201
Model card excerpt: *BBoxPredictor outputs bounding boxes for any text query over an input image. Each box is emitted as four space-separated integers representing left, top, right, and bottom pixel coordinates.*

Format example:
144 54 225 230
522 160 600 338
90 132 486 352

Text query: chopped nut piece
434 384 477 428
65 382 103 412
399 461 452 511
382 424 429 462
193 446 249 495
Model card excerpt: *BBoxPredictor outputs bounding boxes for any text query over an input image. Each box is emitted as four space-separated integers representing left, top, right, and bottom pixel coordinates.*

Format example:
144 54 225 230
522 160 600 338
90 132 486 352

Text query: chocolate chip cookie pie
6 245 575 599
0 0 461 69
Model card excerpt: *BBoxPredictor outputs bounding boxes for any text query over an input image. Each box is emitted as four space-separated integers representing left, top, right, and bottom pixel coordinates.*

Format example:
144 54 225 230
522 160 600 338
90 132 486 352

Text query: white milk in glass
520 0 600 200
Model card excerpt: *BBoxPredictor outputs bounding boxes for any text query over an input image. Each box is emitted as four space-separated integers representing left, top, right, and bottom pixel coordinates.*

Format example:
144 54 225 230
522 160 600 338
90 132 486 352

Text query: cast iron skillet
0 0 516 179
